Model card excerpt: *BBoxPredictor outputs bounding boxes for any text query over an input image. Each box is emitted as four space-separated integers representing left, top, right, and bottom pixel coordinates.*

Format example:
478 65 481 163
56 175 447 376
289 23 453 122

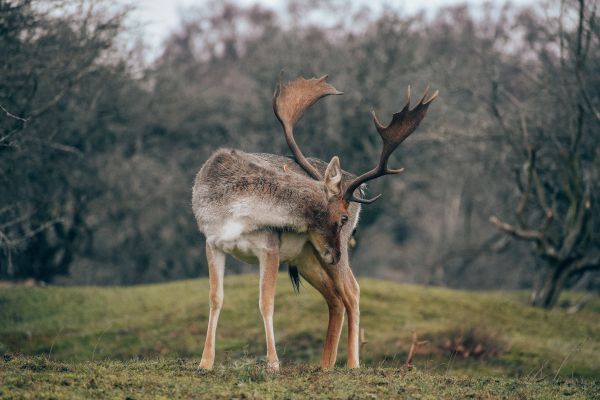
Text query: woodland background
1 0 598 306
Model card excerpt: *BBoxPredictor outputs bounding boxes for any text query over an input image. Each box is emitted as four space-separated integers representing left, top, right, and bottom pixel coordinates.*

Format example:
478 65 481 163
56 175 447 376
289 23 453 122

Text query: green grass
1 274 599 398
2 357 599 399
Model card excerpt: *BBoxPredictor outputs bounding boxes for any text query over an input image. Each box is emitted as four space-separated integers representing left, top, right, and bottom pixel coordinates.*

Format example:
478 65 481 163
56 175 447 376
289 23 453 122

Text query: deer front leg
199 243 225 370
296 246 345 369
259 234 281 370
343 271 360 368
327 252 360 368
322 297 345 368
296 244 344 369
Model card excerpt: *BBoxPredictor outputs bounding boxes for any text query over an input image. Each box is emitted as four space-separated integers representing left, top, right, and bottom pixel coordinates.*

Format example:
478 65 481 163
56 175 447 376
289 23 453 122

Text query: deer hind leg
296 245 345 369
259 233 281 370
199 242 226 370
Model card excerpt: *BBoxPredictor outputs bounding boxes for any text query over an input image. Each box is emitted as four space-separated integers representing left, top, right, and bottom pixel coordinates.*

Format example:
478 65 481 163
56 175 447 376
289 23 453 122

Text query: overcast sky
129 0 534 55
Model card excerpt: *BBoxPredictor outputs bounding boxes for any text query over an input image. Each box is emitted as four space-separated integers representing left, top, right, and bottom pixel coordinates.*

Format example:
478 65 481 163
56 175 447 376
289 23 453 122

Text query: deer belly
279 232 309 262
219 236 262 264
211 226 308 265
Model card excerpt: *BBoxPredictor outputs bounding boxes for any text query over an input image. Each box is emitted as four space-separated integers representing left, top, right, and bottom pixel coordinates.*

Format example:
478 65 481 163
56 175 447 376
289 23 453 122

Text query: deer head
305 154 350 265
273 74 437 264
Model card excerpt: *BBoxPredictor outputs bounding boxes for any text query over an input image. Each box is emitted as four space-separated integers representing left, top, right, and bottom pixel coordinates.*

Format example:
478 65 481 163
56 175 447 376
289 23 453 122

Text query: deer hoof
198 359 214 370
267 360 280 371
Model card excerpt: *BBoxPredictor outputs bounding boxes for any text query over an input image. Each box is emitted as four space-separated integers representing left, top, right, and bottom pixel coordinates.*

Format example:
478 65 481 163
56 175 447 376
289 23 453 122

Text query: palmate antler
273 74 438 203
273 74 342 180
343 86 439 204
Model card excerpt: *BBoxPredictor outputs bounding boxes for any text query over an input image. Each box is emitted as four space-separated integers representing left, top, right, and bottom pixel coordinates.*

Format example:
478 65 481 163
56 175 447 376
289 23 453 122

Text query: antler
343 86 439 204
273 74 342 180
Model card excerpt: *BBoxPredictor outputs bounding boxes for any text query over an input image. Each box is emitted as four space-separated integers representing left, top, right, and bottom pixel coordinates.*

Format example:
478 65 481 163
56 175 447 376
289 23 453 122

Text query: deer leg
322 296 345 369
296 246 344 369
199 242 225 370
342 269 360 368
326 247 360 369
259 233 281 370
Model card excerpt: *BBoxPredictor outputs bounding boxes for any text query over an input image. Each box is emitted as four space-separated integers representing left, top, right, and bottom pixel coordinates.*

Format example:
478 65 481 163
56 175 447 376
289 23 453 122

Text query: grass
2 357 599 399
1 274 599 398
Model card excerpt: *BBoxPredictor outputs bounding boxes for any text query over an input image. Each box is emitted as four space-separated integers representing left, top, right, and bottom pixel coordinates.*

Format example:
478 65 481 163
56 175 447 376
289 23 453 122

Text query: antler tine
343 85 438 204
273 73 342 180
416 85 429 105
424 89 439 105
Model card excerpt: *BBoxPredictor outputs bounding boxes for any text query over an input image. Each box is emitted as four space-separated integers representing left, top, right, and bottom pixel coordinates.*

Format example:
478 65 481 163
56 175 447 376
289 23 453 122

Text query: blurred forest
0 0 598 304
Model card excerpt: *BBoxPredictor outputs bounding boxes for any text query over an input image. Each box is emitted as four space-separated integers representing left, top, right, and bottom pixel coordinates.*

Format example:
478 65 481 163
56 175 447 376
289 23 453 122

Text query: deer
192 74 438 371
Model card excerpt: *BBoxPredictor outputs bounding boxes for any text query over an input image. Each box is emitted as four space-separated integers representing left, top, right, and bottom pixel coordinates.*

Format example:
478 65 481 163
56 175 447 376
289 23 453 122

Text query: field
1 274 599 398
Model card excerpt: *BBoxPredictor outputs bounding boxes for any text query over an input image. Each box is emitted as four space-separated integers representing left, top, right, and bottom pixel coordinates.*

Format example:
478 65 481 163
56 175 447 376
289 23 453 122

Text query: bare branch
360 328 368 353
46 142 84 156
533 170 552 218
489 215 544 241
29 67 92 119
403 330 428 369
488 80 523 156
0 205 16 215
0 104 28 122
0 218 65 249
0 213 33 230
558 188 591 260
577 75 600 120
570 253 600 274
516 147 536 227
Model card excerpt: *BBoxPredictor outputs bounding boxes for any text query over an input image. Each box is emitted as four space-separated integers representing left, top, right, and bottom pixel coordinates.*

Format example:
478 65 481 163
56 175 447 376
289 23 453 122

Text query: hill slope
1 275 599 379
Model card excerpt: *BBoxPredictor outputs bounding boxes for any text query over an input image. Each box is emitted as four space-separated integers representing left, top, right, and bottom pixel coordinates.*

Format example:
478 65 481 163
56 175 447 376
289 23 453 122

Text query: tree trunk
530 262 570 309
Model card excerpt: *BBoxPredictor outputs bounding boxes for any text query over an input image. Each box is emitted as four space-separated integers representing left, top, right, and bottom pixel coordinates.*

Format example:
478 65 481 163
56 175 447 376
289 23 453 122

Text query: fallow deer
192 74 437 370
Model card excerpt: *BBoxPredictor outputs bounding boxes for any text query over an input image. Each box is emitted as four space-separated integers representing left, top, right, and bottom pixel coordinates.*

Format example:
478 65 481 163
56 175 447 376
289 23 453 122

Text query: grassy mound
1 274 599 380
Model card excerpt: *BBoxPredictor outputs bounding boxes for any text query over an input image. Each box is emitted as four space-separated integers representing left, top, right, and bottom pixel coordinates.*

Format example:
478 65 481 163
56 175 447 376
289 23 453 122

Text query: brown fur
195 150 358 218
193 149 361 255
193 148 363 370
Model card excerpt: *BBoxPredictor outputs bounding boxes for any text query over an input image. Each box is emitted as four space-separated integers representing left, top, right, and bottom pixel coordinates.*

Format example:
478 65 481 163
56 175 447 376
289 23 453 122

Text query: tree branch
360 328 368 353
403 330 428 369
0 104 28 122
516 147 536 227
558 188 591 260
489 215 544 241
0 218 65 249
570 253 600 274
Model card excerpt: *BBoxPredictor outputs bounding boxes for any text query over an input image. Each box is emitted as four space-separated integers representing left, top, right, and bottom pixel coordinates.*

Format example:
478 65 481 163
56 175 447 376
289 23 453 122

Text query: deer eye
340 215 349 225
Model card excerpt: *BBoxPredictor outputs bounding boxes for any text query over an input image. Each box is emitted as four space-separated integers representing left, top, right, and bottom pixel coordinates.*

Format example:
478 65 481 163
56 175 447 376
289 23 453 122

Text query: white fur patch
221 221 244 241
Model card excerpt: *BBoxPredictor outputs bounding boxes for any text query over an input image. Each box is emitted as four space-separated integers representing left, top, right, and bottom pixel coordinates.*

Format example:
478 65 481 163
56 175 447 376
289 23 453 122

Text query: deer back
192 149 361 244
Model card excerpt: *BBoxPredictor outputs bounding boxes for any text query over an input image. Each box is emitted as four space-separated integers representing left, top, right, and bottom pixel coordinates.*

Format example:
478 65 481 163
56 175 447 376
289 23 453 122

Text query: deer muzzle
322 248 341 265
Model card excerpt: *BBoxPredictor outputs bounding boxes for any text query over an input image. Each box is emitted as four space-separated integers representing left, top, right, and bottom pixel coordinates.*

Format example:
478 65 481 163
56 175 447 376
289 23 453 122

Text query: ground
1 274 599 398
3 357 600 399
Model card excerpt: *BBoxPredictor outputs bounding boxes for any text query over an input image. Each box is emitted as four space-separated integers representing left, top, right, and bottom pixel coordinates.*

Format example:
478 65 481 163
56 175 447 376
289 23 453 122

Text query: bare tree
0 0 131 280
489 0 599 308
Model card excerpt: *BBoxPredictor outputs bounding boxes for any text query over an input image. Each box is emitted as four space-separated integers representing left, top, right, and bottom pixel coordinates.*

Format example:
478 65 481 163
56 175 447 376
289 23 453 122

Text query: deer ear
324 156 343 200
